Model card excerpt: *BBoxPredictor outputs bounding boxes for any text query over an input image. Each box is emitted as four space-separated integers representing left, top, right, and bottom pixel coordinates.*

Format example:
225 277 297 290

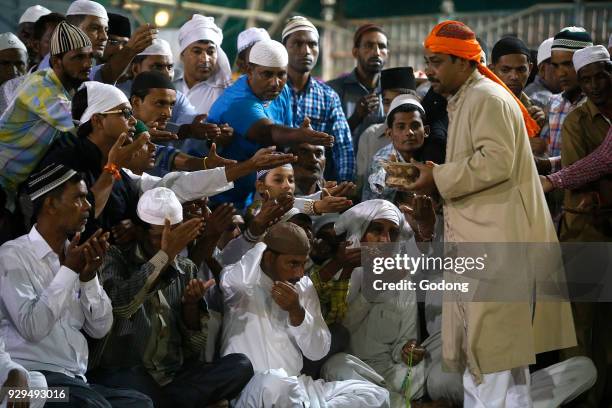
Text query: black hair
33 13 65 41
387 105 426 127
31 173 84 222
71 87 93 138
130 70 175 100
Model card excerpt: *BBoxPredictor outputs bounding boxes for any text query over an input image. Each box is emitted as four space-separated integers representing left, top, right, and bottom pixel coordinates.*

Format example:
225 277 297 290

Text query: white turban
77 81 130 125
0 33 27 53
387 95 425 120
139 38 173 58
249 39 288 67
573 45 611 73
67 0 108 21
137 187 183 226
537 38 554 66
281 16 318 42
179 14 222 53
335 199 408 249
178 14 231 89
237 27 270 54
19 5 51 24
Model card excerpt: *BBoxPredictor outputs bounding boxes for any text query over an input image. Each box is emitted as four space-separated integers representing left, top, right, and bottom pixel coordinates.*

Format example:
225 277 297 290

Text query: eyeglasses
99 107 133 120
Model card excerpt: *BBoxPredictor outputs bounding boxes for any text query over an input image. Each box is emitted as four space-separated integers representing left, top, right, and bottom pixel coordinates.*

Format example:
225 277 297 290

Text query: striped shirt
289 76 355 182
93 244 208 386
0 69 75 199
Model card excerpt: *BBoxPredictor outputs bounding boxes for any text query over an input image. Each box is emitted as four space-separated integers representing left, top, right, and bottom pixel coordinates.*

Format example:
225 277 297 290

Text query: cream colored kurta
432 71 576 382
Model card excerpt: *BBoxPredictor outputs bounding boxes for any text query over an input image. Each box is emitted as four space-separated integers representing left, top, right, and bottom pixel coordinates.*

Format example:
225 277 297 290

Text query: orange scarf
424 21 540 137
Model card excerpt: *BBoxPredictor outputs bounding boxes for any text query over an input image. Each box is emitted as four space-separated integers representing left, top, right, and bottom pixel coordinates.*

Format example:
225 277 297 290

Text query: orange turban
424 21 540 137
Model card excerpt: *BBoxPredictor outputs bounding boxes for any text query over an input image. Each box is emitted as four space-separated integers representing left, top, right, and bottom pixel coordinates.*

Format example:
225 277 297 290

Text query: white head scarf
137 187 183 225
237 27 270 54
178 14 231 89
573 45 611 73
249 39 288 67
66 0 108 21
334 199 409 249
19 5 51 24
0 33 27 53
77 81 130 125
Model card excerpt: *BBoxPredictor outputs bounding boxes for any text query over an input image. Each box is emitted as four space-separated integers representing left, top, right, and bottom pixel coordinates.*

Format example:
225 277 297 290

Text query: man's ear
351 46 358 60
255 180 266 195
131 62 141 78
384 125 393 138
423 124 430 138
528 62 534 74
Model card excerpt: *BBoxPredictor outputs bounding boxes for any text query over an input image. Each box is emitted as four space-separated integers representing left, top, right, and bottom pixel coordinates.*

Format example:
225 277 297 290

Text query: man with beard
16 5 51 68
283 16 354 182
64 0 155 84
0 21 92 209
490 36 547 134
207 39 334 209
328 24 388 148
221 222 390 407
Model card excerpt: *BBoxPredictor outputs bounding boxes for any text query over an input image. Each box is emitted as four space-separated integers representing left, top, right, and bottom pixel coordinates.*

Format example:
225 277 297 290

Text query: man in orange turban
404 21 576 407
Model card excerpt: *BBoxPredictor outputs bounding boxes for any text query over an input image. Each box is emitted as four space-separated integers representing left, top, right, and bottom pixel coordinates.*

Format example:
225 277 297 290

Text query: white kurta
221 243 390 408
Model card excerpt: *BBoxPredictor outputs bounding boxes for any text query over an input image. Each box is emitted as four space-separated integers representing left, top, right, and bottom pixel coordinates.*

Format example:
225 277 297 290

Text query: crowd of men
0 1 610 407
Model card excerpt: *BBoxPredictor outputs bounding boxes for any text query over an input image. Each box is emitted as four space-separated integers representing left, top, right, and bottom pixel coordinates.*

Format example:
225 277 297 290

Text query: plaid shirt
288 76 355 181
0 69 75 197
549 126 612 190
310 264 350 325
541 92 586 172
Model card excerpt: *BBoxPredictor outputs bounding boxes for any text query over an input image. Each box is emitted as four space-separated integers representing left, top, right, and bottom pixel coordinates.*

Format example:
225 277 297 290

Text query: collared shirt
0 69 76 198
221 243 331 375
549 126 612 190
327 69 384 148
524 76 555 109
0 226 113 378
173 75 229 117
206 75 293 209
92 244 207 386
288 76 354 181
541 91 586 172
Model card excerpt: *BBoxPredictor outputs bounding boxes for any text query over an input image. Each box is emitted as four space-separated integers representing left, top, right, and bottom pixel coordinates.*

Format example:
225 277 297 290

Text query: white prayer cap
67 0 108 21
249 39 288 67
573 45 611 73
237 27 270 54
387 94 425 120
139 38 173 58
19 5 51 24
77 81 130 125
0 33 27 53
536 38 554 66
137 187 183 226
281 16 318 42
178 14 222 54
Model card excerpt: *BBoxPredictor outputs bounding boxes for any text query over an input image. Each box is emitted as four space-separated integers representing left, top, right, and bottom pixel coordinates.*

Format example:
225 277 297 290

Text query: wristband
103 163 121 180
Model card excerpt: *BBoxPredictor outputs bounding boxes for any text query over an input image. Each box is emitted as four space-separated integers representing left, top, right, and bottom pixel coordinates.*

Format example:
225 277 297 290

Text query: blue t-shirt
206 75 293 209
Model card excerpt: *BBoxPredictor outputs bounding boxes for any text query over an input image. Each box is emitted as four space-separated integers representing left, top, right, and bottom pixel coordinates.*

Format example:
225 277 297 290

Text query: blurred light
155 10 170 27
